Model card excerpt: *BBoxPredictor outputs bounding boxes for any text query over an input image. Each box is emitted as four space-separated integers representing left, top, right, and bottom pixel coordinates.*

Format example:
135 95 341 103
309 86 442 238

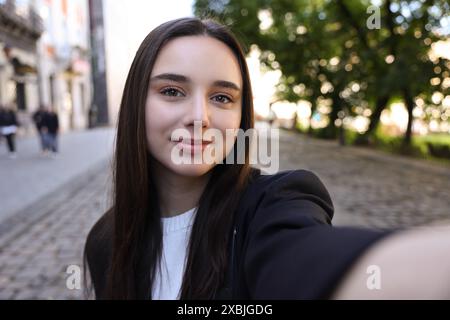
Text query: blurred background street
0 0 449 299
1 126 449 299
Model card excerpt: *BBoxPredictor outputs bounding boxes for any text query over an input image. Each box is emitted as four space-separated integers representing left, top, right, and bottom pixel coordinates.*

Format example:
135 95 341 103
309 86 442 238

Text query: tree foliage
194 0 450 145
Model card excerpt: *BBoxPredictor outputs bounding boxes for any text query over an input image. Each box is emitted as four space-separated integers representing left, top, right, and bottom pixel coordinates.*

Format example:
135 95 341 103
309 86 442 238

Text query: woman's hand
331 224 450 299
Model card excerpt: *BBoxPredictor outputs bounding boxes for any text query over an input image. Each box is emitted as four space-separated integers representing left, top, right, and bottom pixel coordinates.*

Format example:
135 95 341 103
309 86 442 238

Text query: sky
104 0 195 63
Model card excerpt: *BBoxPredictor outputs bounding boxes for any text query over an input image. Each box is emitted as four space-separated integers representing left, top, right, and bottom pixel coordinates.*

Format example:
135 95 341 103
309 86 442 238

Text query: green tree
194 0 450 146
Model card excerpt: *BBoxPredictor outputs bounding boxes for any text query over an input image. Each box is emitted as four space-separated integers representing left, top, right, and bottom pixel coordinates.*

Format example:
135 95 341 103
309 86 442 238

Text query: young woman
84 17 450 300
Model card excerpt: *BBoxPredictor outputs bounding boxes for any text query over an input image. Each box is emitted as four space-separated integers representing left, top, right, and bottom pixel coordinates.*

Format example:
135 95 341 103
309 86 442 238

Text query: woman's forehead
151 35 242 87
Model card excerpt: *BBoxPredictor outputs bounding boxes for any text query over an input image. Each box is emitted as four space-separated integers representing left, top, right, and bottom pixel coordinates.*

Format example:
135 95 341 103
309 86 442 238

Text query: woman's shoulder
238 167 334 224
249 167 331 194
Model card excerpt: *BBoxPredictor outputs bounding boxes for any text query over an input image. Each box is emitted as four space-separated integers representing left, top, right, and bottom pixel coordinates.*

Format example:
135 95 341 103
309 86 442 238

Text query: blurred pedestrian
0 104 20 158
32 105 47 154
41 107 59 157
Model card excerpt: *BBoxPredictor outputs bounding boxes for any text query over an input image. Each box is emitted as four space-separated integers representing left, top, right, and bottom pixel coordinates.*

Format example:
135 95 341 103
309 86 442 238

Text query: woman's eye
160 87 184 97
212 95 232 104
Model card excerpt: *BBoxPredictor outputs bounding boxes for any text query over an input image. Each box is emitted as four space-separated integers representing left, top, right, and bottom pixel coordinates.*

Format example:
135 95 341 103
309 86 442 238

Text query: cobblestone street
0 127 449 299
0 163 110 299
277 129 450 229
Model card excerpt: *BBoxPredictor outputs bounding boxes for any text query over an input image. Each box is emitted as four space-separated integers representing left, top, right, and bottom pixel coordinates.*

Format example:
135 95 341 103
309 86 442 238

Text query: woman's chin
168 162 216 177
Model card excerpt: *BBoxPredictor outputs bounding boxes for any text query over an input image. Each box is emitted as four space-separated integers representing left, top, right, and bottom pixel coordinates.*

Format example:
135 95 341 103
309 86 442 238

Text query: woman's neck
150 160 212 217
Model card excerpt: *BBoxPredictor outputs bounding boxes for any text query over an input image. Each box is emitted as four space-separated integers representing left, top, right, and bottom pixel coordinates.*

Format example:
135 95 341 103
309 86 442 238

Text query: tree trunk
366 95 389 137
356 95 390 145
402 88 415 146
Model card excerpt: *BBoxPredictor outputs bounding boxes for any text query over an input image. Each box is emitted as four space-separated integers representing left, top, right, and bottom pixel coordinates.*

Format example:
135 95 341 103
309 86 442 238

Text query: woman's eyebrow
151 73 188 83
150 73 241 92
213 80 241 92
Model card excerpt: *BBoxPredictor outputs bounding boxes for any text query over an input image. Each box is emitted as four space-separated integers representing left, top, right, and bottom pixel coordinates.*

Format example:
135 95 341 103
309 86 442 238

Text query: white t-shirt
151 206 197 300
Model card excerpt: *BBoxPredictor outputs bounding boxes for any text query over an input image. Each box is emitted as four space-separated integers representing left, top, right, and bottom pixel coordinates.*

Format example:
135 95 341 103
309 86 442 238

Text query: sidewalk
0 128 115 299
0 164 110 299
0 127 115 224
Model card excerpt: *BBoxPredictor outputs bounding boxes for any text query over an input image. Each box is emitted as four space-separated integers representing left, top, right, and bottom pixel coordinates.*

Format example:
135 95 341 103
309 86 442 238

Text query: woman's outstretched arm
331 224 450 299
241 169 392 299
242 169 450 299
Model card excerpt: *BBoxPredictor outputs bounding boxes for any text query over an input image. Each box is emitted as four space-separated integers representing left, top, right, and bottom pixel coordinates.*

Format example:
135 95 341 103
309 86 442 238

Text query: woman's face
145 35 243 177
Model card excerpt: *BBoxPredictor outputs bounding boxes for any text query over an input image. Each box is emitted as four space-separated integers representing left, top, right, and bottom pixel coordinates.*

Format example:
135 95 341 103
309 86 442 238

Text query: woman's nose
184 94 210 128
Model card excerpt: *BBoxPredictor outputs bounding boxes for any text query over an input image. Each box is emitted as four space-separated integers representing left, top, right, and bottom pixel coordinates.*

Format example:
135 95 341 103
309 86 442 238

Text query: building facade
0 0 42 135
0 0 92 135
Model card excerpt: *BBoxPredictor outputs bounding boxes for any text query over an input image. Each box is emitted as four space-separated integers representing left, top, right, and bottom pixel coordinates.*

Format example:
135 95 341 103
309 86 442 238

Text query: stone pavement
0 125 449 299
0 128 115 299
0 163 110 299
276 129 450 229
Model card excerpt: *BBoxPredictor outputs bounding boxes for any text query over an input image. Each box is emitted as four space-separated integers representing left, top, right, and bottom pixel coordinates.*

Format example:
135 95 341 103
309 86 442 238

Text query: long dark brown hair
102 17 254 299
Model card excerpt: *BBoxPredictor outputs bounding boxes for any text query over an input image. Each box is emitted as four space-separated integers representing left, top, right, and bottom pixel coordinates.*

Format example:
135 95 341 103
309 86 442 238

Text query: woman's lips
172 139 212 154
172 138 212 145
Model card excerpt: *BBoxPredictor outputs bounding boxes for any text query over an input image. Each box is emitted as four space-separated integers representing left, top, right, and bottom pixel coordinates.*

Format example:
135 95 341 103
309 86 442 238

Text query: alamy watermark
66 264 81 290
170 121 280 174
366 264 381 290
367 5 381 30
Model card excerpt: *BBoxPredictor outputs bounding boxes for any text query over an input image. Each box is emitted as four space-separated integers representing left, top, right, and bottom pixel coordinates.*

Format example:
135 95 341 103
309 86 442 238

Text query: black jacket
32 110 46 130
85 168 391 299
42 112 59 134
0 110 19 127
